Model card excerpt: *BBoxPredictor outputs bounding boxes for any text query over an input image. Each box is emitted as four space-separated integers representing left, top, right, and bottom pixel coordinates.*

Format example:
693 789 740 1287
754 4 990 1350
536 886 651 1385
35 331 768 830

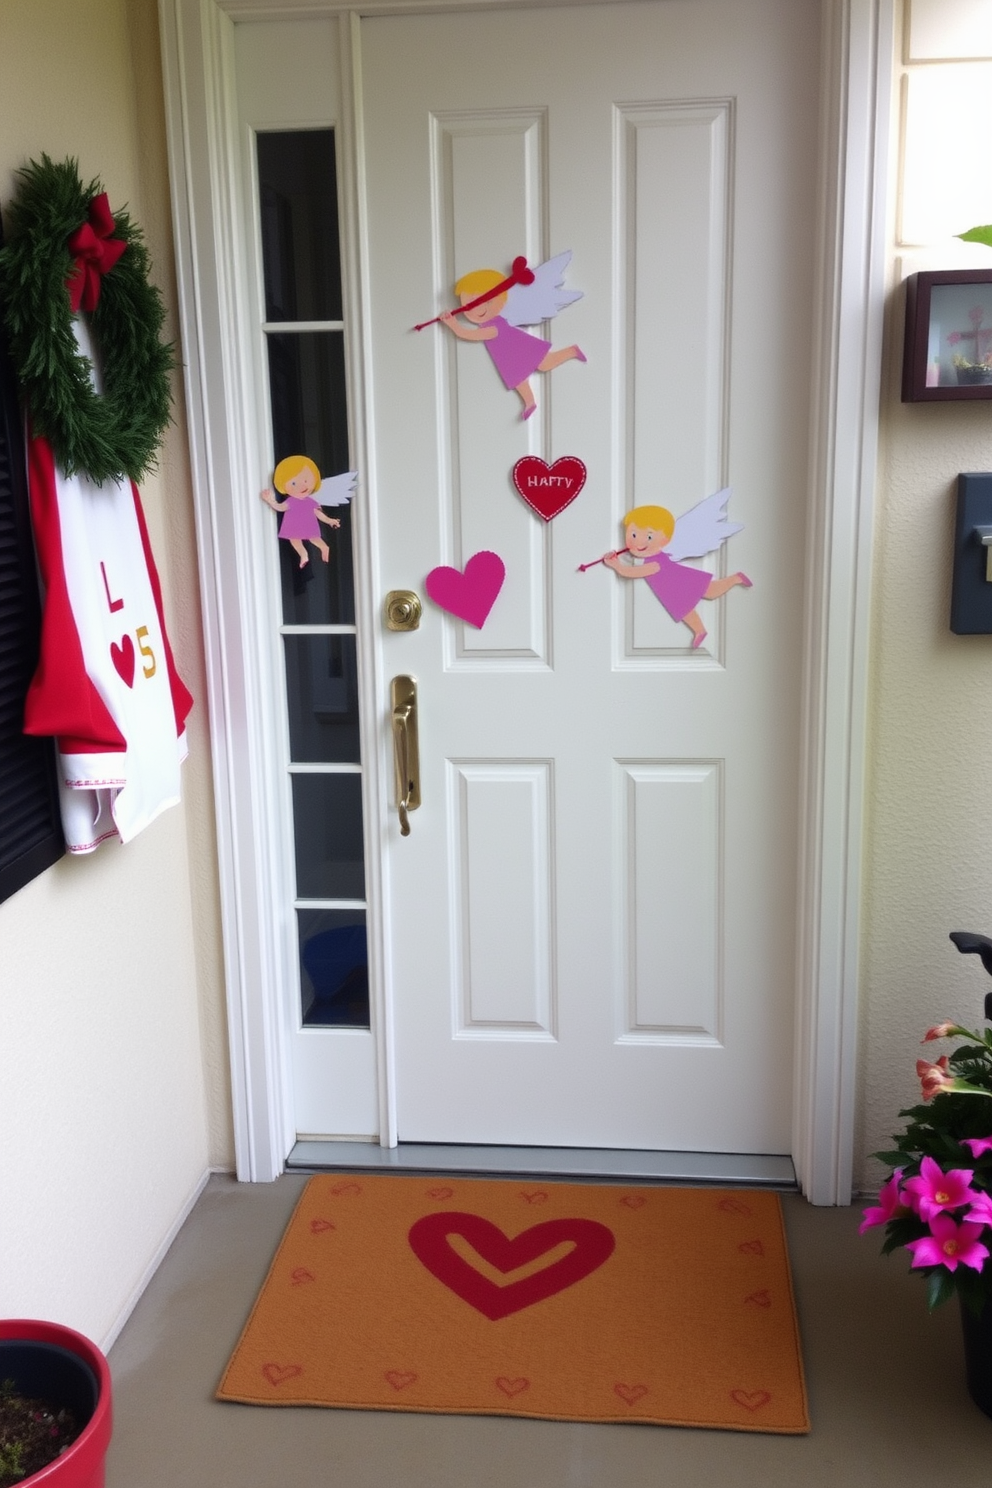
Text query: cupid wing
318 470 359 507
666 487 742 562
503 251 583 327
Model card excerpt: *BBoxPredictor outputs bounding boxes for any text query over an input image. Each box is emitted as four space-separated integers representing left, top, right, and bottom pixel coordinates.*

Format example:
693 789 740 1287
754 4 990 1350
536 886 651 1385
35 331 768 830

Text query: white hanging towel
22 434 193 852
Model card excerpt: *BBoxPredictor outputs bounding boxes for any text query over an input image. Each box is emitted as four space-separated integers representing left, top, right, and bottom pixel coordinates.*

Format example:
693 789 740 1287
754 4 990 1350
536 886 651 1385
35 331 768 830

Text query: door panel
365 0 815 1152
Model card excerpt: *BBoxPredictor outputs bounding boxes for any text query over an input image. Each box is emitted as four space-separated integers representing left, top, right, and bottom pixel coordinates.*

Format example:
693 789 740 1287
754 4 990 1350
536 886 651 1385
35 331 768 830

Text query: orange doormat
217 1174 808 1434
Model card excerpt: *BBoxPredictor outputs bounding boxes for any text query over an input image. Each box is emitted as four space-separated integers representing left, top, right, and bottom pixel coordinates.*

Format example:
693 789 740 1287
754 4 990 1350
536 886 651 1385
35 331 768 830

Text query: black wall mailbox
951 473 992 634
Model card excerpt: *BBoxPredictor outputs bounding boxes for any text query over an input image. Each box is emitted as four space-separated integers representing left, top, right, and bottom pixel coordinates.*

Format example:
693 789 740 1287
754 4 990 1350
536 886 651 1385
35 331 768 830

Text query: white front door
363 0 817 1150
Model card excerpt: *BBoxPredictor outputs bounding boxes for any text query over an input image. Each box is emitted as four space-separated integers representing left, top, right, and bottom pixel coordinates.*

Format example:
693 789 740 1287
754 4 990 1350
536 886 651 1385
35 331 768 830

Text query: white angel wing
503 251 583 327
317 470 358 507
666 487 742 562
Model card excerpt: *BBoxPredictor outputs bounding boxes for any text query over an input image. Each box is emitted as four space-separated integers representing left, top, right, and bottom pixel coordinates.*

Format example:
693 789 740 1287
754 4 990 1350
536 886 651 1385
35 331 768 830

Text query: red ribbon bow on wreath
65 192 126 314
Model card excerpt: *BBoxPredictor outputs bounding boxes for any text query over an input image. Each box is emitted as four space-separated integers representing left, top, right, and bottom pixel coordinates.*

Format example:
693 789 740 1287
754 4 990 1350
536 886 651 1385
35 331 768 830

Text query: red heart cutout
111 633 135 688
496 1377 530 1397
614 1383 649 1405
262 1363 302 1387
512 456 587 521
730 1389 772 1412
425 551 505 629
384 1370 417 1391
407 1211 615 1320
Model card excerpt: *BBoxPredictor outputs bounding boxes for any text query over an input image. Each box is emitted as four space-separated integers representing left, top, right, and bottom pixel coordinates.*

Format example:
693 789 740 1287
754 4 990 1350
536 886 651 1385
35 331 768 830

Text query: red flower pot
0 1320 112 1487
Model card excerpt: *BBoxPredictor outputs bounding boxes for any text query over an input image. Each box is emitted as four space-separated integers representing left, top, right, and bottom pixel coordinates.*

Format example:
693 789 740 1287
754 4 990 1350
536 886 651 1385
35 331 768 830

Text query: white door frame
158 0 893 1201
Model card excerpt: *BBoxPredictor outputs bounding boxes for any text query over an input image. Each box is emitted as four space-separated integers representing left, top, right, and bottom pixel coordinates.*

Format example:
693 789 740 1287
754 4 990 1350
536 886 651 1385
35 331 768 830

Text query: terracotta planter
0 1320 112 1487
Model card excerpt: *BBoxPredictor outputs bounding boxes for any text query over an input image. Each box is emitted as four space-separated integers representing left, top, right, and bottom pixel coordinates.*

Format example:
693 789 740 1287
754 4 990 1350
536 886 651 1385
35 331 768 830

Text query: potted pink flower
863 935 992 1418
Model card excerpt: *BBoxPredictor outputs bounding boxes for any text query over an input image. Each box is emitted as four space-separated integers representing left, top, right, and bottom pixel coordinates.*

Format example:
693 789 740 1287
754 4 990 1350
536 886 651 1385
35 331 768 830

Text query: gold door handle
390 675 420 836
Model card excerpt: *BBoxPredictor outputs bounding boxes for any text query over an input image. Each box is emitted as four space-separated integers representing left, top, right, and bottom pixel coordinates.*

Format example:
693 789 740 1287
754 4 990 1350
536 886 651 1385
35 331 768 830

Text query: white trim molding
158 0 893 1198
793 0 893 1204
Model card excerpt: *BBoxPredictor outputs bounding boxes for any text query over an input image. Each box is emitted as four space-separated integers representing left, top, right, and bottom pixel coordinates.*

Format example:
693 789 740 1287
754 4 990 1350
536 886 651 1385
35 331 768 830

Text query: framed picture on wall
903 269 992 401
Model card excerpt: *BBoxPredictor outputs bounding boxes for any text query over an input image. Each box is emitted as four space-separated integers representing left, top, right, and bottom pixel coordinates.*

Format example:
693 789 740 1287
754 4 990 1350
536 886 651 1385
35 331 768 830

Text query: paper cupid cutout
425 551 506 628
66 193 126 313
512 456 586 521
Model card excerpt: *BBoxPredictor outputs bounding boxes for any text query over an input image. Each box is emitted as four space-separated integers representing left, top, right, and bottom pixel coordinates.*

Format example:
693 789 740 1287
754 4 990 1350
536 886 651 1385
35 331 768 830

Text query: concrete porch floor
106 1173 992 1486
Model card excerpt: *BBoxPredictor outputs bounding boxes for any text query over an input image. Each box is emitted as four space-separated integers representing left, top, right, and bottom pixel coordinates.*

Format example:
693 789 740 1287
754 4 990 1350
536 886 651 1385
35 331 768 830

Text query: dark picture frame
903 269 992 402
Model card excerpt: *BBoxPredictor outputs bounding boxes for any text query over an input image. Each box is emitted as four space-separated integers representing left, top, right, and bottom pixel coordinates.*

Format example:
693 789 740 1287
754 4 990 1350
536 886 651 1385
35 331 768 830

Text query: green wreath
0 155 175 485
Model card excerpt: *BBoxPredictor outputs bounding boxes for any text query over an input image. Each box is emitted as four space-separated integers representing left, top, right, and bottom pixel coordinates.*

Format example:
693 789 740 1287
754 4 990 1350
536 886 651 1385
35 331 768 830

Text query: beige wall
0 0 232 1345
858 1 992 1190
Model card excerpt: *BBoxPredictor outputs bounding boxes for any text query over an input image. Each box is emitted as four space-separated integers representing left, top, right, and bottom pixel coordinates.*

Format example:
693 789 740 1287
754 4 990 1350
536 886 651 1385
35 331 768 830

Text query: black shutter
0 219 65 901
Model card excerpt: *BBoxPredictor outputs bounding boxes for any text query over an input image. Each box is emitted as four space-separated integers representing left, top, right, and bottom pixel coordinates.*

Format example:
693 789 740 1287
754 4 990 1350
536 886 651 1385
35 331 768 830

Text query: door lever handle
390 675 421 836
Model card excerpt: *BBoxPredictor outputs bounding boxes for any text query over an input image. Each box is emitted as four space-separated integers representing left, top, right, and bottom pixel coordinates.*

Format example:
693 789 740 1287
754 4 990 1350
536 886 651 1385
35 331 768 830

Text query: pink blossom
906 1212 990 1273
966 1190 992 1228
964 1136 992 1159
922 1022 958 1042
917 1056 958 1100
859 1169 907 1233
902 1155 976 1221
948 331 964 345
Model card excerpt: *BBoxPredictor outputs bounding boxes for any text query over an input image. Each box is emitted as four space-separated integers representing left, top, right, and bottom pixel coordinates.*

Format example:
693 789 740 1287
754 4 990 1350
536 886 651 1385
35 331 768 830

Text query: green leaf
873 1151 905 1166
926 1268 957 1310
959 225 992 248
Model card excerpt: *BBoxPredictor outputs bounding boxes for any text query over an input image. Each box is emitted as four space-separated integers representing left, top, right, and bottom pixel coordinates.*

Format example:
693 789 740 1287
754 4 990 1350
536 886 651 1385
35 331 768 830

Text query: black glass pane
257 130 342 323
292 773 365 900
284 634 360 764
266 333 355 626
298 908 369 1027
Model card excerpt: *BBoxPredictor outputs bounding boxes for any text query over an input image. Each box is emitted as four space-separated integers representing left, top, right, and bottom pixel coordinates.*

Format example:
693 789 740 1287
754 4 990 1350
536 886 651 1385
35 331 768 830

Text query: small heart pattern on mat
620 1195 646 1210
511 456 587 521
745 1289 772 1308
719 1197 752 1217
290 1268 315 1286
496 1377 530 1398
427 1186 455 1201
111 633 135 688
614 1383 649 1405
384 1370 417 1391
520 1190 548 1205
739 1239 765 1256
330 1182 362 1197
730 1389 772 1412
263 1363 302 1387
310 1218 336 1234
425 551 505 629
408 1211 616 1321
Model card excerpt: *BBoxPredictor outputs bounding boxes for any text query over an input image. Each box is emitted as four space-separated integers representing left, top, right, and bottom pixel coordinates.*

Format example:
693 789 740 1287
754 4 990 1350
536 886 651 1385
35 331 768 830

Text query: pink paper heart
425 551 505 629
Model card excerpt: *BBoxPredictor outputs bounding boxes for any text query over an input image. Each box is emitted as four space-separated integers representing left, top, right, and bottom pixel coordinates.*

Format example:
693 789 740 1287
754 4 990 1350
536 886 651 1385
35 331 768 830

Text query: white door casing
158 0 892 1200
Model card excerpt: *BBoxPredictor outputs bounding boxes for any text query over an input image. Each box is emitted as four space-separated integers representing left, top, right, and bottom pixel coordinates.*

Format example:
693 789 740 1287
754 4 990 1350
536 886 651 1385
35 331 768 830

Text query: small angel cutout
423 252 585 420
595 488 751 650
260 456 357 569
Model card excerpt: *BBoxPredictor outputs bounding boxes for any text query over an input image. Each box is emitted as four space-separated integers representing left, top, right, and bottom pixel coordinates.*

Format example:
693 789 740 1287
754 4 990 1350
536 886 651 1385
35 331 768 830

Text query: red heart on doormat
111 633 135 688
262 1363 302 1387
614 1383 649 1405
407 1211 615 1320
730 1389 772 1412
511 456 586 521
425 551 505 629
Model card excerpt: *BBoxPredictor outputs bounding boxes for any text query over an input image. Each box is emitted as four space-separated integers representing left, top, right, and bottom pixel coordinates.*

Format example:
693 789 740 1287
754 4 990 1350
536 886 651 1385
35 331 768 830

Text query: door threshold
286 1141 797 1188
